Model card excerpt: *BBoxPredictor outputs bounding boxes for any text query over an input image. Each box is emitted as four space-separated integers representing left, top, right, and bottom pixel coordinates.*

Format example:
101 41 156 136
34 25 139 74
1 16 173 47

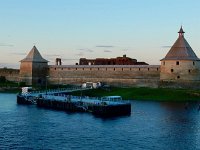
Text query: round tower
160 27 200 81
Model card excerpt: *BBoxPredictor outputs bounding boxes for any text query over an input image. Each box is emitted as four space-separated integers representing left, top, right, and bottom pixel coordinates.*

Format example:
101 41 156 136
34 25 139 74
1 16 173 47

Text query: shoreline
71 87 200 102
1 86 200 102
0 87 20 93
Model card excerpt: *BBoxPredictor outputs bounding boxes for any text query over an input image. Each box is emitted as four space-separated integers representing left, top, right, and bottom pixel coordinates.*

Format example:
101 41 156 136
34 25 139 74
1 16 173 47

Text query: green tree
0 76 6 83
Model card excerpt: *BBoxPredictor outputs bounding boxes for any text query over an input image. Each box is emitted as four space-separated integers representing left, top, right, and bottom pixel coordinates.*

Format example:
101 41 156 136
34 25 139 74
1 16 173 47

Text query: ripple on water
0 95 200 149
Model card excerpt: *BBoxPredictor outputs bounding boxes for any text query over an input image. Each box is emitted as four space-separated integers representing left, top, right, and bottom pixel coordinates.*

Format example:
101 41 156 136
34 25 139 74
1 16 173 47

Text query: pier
17 88 131 117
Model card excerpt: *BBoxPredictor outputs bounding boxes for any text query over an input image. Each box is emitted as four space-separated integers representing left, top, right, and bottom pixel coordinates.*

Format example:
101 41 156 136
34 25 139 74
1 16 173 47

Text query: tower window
122 68 123 71
193 62 195 66
188 70 191 73
176 61 179 65
130 68 131 71
171 69 174 72
148 68 149 71
139 68 140 71
114 68 115 71
177 76 180 79
163 61 165 65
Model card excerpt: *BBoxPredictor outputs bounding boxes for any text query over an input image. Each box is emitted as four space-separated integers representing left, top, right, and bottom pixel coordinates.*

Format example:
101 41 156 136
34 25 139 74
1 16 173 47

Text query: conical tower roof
161 27 199 61
20 46 48 62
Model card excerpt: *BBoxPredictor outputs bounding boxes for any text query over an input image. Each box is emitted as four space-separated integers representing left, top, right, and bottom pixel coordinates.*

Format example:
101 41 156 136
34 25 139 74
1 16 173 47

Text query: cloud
0 43 14 47
76 52 84 56
11 52 26 56
44 54 61 57
161 46 172 48
104 50 112 53
96 45 114 48
78 49 93 52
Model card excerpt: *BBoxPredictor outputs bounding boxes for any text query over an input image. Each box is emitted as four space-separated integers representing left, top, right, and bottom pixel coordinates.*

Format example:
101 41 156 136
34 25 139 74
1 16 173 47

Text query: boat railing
21 87 91 96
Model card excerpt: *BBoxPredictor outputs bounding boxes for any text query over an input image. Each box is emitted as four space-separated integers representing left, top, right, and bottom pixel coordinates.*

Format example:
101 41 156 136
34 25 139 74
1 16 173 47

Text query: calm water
1 94 200 150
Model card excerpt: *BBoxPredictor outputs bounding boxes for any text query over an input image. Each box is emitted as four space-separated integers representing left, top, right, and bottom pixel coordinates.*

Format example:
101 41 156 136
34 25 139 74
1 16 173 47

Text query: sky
0 0 200 68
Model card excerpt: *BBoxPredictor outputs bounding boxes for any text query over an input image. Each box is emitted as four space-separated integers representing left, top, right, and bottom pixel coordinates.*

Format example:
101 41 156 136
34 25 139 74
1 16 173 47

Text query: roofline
160 58 200 61
48 65 160 68
20 60 49 63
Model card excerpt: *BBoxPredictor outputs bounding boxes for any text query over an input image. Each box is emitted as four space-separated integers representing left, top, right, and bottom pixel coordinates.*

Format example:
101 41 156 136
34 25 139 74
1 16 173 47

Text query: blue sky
0 0 200 68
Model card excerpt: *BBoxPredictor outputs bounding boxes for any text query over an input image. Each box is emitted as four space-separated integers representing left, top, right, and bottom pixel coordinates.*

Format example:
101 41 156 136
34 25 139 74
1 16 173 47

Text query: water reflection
160 102 200 150
1 94 200 149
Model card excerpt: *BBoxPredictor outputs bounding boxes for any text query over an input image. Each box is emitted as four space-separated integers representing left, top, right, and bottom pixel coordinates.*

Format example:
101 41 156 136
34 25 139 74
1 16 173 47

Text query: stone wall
48 65 160 87
0 68 20 82
2 64 200 89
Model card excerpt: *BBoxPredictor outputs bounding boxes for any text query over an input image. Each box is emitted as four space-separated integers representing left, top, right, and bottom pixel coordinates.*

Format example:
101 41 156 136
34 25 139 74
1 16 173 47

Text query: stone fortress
1 27 200 88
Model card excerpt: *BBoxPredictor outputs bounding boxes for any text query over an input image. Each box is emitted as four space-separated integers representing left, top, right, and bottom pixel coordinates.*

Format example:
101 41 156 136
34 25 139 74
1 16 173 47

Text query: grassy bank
71 87 200 102
0 87 21 93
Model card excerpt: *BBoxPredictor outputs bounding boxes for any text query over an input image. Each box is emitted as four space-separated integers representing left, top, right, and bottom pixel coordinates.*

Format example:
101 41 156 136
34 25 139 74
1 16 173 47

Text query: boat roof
104 96 121 98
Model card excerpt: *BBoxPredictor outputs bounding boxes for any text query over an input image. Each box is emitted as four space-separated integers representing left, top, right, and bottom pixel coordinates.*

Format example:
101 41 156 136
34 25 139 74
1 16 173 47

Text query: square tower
19 46 48 85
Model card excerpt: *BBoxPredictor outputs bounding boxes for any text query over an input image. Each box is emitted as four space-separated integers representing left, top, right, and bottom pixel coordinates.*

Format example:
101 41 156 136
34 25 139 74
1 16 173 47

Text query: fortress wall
0 68 20 82
48 65 160 87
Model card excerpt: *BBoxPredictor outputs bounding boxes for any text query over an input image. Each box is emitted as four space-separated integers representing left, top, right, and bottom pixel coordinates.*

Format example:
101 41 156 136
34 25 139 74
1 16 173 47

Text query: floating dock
17 88 131 117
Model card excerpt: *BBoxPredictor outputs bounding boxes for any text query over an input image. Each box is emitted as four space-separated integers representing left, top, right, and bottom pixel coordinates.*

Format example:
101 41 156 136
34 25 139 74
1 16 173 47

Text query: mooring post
46 76 49 95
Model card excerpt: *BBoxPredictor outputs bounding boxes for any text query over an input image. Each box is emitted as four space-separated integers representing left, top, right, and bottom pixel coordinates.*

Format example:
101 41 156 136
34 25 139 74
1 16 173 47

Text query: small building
19 46 48 85
160 26 200 81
